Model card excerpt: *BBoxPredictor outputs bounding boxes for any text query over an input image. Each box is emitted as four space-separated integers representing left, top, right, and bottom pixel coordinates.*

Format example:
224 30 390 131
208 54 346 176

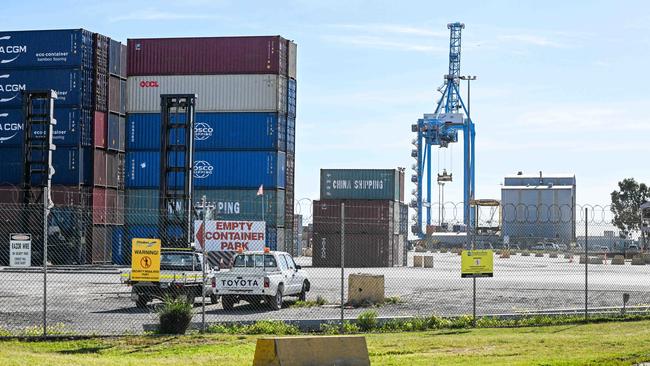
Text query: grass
3 319 650 365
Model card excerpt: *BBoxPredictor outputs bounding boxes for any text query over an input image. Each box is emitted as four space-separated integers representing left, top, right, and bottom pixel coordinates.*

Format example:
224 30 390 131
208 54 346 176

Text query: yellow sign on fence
461 250 494 278
131 238 161 282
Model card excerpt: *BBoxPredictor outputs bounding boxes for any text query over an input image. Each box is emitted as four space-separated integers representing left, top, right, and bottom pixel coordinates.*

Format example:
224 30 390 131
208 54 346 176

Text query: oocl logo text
193 160 214 179
139 80 159 88
194 122 213 141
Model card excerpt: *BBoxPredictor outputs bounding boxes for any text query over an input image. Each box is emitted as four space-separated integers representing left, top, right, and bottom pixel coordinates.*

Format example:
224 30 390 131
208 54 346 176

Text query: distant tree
610 178 649 239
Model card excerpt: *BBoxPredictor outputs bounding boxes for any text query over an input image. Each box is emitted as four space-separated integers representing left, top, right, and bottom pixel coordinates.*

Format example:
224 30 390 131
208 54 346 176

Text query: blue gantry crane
410 22 476 238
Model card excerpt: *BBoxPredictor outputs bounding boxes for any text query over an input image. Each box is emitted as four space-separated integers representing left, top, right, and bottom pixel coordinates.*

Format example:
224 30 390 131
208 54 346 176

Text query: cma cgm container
127 75 288 113
0 108 92 147
126 151 286 189
127 36 296 78
0 147 92 185
127 112 287 151
320 169 405 201
0 29 94 69
0 68 94 108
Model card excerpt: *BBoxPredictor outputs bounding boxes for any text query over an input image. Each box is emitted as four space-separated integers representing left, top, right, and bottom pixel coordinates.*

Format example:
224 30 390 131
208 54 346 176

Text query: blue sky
4 0 649 214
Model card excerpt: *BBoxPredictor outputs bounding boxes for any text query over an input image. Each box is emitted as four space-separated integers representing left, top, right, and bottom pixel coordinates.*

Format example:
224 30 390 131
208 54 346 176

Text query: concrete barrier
611 255 625 265
521 251 530 256
549 253 558 258
253 336 370 366
348 273 384 305
643 253 650 264
589 256 603 265
632 256 646 265
535 252 544 257
423 256 434 268
413 255 423 267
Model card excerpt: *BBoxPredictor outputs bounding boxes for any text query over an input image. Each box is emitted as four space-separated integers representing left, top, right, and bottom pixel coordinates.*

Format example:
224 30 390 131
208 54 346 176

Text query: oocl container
126 74 288 113
127 36 296 77
127 112 286 151
320 169 404 201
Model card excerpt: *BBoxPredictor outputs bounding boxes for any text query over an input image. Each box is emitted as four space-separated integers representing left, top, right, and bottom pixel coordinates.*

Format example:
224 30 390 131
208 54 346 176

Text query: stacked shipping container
124 36 296 263
0 29 126 265
312 169 407 267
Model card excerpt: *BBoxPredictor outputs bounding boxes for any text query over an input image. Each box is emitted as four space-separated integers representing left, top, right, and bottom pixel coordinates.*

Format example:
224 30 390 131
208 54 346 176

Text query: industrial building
501 172 576 247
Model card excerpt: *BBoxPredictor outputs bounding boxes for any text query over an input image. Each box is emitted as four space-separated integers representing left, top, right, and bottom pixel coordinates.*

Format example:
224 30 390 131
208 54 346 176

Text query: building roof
501 185 575 190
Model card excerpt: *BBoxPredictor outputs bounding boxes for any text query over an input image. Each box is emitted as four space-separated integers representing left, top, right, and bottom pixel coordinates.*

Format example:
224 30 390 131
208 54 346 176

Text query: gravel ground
1 252 649 335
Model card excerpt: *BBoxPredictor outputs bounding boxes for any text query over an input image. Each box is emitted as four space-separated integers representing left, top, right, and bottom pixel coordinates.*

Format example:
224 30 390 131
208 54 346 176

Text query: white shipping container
127 74 288 113
288 42 297 80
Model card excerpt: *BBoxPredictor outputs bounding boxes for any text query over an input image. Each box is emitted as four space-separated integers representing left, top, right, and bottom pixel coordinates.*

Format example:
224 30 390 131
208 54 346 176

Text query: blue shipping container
126 225 184 247
126 151 286 189
107 113 125 150
111 226 126 265
287 116 295 153
0 68 93 108
0 146 91 185
0 107 92 147
0 29 94 69
287 79 296 117
127 112 286 151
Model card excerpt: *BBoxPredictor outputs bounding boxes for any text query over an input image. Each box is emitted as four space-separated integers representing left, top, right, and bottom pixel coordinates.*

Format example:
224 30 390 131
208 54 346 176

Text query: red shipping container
127 36 294 76
93 149 107 186
93 111 107 148
92 187 107 224
106 188 117 224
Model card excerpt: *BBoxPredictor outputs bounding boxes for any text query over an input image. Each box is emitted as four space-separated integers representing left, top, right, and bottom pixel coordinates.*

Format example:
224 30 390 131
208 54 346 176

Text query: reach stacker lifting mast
410 22 476 238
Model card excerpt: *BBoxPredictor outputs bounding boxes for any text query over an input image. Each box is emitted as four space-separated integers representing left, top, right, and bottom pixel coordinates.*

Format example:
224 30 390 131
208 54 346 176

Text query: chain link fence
0 190 648 336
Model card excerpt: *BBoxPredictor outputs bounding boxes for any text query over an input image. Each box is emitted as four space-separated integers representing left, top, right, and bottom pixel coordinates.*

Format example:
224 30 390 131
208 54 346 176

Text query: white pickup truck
208 251 310 311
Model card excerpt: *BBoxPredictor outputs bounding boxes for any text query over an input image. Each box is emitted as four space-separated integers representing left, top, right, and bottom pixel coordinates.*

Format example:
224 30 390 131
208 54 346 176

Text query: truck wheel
268 286 283 311
298 282 307 302
135 296 148 309
210 294 219 305
222 296 236 311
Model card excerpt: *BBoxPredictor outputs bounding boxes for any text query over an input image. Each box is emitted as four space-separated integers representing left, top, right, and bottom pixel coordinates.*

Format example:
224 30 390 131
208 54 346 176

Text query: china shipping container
311 233 397 268
0 29 94 69
94 111 107 148
126 75 288 113
127 112 287 151
93 149 107 186
0 108 92 147
127 36 296 78
92 187 107 224
320 169 404 201
0 147 92 185
125 150 286 189
0 68 94 108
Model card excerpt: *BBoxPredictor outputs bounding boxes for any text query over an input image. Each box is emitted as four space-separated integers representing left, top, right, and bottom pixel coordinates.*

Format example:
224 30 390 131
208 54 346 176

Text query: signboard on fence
461 250 494 278
195 220 266 252
131 238 161 282
9 233 31 267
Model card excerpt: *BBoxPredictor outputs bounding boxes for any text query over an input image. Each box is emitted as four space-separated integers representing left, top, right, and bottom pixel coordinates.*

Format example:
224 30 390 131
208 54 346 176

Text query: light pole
459 75 476 121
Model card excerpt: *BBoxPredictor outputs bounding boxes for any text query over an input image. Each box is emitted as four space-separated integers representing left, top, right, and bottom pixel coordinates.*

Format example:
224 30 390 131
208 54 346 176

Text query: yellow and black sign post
461 250 494 278
131 238 161 282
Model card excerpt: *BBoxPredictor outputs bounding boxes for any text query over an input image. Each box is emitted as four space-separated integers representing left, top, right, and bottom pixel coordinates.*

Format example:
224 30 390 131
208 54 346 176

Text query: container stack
0 29 126 265
125 36 297 261
312 169 407 267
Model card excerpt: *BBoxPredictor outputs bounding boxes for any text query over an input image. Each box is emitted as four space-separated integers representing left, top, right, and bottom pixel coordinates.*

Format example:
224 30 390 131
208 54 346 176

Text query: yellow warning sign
461 250 494 278
131 238 161 282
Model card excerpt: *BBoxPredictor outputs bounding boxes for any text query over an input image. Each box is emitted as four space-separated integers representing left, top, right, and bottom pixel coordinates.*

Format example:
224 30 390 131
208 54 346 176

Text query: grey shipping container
320 169 404 201
127 75 288 113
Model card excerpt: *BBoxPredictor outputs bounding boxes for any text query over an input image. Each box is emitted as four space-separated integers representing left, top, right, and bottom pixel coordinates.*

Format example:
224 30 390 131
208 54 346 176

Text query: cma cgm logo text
139 80 159 88
0 75 26 103
0 113 22 143
193 160 213 179
194 122 213 141
0 36 27 64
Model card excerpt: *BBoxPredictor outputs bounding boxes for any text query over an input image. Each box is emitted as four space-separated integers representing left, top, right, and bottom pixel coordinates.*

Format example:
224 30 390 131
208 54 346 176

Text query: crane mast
410 22 476 239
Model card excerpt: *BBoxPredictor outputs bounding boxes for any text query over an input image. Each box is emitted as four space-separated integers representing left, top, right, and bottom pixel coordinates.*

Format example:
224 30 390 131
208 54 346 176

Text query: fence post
201 195 207 333
42 186 49 338
472 204 477 326
340 202 345 333
584 207 588 320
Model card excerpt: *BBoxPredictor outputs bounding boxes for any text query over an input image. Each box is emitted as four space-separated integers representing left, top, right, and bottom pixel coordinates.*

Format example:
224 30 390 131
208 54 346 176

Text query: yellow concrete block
253 336 370 366
413 255 423 267
348 273 384 305
632 255 645 265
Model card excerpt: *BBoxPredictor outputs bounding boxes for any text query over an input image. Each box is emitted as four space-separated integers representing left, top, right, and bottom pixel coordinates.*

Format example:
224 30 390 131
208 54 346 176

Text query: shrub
320 321 359 334
243 321 299 335
158 296 193 334
357 310 379 331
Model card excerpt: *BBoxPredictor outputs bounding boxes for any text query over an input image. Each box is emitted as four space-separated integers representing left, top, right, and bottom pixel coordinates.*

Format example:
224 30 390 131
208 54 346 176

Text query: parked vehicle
121 250 217 308
208 250 310 311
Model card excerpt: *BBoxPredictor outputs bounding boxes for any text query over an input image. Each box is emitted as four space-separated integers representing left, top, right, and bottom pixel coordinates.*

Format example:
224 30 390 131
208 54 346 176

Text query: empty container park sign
320 169 404 201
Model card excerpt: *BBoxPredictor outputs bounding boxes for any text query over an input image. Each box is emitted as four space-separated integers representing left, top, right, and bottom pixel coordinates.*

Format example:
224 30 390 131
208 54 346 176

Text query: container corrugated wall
127 75 287 113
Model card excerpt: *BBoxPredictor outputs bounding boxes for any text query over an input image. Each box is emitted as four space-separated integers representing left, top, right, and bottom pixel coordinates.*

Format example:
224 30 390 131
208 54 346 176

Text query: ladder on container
159 94 196 248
